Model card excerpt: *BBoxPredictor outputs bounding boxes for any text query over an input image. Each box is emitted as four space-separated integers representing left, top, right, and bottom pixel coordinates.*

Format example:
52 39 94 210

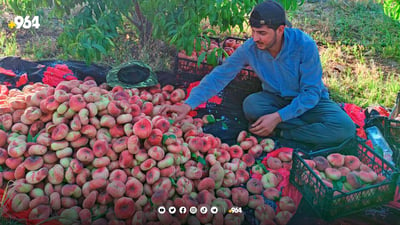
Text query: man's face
251 25 283 50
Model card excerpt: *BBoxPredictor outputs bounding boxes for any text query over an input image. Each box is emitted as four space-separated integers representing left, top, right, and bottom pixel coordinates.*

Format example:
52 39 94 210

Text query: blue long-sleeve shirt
185 27 330 122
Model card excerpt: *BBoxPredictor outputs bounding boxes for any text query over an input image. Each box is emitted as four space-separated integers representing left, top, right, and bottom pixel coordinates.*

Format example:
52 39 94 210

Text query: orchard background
0 0 400 107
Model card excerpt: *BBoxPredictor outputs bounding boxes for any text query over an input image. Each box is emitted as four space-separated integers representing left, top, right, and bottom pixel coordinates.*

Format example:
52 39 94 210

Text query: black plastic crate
382 117 400 167
175 57 215 76
289 138 399 220
221 36 258 80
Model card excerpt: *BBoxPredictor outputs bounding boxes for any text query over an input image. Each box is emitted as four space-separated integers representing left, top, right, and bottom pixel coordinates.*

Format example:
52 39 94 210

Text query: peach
279 196 297 213
107 181 126 198
29 188 44 198
176 176 194 195
92 167 109 180
7 140 27 158
56 147 73 159
69 94 86 112
267 156 283 170
249 144 263 158
23 106 42 121
327 153 345 167
263 187 280 201
109 124 125 138
36 133 52 146
231 187 249 207
262 172 280 188
338 166 351 177
223 170 236 187
112 136 128 153
24 156 44 171
48 192 61 211
346 172 362 190
245 178 263 195
81 124 97 138
91 156 110 168
76 168 90 186
344 155 361 171
28 204 52 220
197 177 216 191
133 117 153 139
64 166 76 184
125 177 143 199
96 191 112 205
241 153 255 167
118 150 133 168
275 211 293 225
131 166 146 182
325 167 342 181
11 123 29 135
96 128 112 143
100 114 116 128
93 139 109 157
79 208 92 225
152 177 172 193
13 181 33 193
359 170 377 183
229 145 243 159
76 147 94 164
89 178 108 190
114 197 135 219
54 89 69 103
247 194 264 209
151 189 169 206
153 118 170 133
11 193 30 212
185 166 203 180
109 169 128 183
82 190 98 209
127 135 140 154
29 195 50 209
148 146 165 161
157 154 174 169
313 156 330 171
255 204 275 223
146 167 161 185
278 151 293 162
140 158 156 171
170 88 186 103
25 167 48 184
50 140 69 151
235 168 250 185
132 211 146 225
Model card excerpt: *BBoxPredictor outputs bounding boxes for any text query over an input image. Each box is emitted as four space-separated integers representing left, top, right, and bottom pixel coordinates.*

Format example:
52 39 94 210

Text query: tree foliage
384 0 400 21
3 0 304 63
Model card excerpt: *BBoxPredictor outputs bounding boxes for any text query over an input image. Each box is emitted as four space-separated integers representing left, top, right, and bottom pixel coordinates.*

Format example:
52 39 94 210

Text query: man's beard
256 31 277 50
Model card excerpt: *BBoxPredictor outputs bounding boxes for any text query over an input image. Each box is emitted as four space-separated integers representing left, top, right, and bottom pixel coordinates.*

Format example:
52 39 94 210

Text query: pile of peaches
301 153 387 193
177 37 255 78
0 78 298 225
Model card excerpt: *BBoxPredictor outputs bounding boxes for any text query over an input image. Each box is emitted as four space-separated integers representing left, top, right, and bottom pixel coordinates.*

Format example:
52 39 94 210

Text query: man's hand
249 112 282 137
159 103 192 122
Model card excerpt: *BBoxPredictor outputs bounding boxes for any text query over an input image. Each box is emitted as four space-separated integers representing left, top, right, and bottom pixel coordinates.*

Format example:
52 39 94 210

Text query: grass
0 0 399 108
288 0 400 108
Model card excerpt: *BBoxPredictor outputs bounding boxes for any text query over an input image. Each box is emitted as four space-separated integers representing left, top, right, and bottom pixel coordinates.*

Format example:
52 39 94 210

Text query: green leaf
332 180 343 190
198 156 206 166
259 163 269 173
27 133 33 143
197 52 207 66
169 177 177 187
92 43 107 54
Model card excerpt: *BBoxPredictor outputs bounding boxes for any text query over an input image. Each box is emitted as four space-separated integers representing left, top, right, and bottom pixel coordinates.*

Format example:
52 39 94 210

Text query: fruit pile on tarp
0 72 304 225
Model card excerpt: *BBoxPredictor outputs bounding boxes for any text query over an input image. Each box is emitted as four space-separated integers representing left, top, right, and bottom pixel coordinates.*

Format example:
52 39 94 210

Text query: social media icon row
158 206 218 215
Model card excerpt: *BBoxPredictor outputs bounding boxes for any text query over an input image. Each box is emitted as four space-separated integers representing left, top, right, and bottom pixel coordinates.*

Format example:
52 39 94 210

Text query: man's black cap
249 0 292 28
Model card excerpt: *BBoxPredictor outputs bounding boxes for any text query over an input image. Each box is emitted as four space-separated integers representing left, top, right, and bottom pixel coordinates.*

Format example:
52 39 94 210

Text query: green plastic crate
289 138 399 220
